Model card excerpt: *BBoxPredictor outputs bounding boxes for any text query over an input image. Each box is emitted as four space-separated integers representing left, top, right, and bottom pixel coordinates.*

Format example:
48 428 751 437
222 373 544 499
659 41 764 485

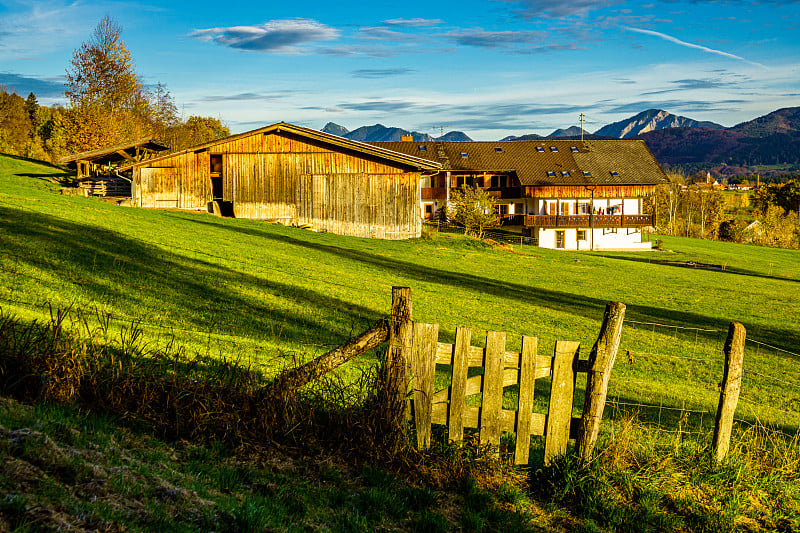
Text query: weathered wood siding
133 130 422 239
133 151 209 209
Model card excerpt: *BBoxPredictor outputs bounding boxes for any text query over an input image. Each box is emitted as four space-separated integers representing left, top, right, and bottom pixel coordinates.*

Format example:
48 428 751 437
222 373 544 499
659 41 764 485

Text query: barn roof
367 139 668 187
119 122 441 172
59 137 169 169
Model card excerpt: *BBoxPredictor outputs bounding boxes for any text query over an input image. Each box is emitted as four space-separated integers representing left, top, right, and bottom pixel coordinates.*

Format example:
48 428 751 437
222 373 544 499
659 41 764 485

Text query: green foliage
448 185 499 239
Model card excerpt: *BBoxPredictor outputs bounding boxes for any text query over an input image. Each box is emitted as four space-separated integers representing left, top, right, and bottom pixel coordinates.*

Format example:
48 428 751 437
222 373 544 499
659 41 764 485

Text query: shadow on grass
0 152 67 169
0 206 383 355
595 252 799 284
189 216 800 353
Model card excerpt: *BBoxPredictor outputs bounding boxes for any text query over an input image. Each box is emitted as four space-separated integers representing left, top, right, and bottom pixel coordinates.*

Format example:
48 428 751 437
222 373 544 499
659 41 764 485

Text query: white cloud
190 19 340 54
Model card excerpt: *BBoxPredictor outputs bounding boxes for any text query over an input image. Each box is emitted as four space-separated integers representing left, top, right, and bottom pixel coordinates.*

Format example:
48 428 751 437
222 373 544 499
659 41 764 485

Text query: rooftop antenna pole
580 113 585 142
432 125 446 140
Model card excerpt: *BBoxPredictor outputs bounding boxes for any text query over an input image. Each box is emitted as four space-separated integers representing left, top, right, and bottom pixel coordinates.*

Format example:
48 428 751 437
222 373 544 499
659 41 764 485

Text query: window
610 171 619 177
418 145 427 151
577 230 587 241
460 152 468 158
556 230 566 249
499 176 508 188
561 171 570 177
536 146 545 152
547 171 556 178
457 177 465 187
571 146 579 152
550 146 559 152
494 147 503 153
491 176 499 188
583 171 592 177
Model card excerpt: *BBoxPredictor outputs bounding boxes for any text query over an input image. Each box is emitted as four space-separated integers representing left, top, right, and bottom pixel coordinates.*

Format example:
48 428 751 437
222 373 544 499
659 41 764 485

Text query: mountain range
323 107 800 177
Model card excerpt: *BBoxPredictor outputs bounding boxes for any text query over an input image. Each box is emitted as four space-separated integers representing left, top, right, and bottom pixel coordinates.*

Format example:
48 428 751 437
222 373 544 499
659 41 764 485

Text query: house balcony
421 187 448 200
486 187 523 199
524 214 654 229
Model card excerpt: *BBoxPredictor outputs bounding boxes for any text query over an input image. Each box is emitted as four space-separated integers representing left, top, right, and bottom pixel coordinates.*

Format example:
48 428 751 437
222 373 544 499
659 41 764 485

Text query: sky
1 0 799 140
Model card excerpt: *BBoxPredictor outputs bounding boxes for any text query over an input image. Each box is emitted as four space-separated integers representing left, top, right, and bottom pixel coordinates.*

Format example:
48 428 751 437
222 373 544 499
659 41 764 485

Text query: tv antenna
579 113 585 142
432 125 446 140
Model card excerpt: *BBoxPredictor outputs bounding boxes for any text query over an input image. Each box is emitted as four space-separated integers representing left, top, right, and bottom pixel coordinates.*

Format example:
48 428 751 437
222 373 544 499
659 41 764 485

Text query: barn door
312 174 328 222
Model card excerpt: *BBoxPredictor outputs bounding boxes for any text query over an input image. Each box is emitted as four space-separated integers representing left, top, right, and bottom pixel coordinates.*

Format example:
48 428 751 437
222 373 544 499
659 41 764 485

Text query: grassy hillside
3 154 800 531
1 153 799 434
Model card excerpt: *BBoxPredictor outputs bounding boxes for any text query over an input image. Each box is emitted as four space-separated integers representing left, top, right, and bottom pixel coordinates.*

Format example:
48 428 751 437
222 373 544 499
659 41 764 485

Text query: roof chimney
401 135 413 142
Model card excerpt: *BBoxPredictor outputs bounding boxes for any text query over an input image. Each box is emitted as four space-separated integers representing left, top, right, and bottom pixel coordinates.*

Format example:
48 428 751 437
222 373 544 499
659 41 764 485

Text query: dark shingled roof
367 140 668 187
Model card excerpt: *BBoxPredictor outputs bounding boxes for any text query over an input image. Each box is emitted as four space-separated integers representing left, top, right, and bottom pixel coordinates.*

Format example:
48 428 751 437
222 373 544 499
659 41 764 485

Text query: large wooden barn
122 123 440 239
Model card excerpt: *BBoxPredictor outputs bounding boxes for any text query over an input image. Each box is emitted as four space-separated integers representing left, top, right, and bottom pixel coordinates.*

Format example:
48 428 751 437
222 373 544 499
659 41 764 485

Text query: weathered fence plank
386 287 413 415
480 331 506 455
712 321 746 463
514 335 539 464
448 327 471 443
544 340 580 465
576 301 626 462
412 322 439 449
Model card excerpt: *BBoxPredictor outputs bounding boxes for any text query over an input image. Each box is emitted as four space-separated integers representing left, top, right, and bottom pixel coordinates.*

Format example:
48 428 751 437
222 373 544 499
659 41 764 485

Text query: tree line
651 171 800 249
0 17 229 163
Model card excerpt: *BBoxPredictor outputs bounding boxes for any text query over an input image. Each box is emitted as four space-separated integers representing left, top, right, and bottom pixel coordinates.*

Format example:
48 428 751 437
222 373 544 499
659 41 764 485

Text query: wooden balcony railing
524 214 654 229
421 187 447 200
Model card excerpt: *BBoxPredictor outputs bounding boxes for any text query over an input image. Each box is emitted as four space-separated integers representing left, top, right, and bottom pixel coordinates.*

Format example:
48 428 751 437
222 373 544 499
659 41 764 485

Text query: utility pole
579 113 585 142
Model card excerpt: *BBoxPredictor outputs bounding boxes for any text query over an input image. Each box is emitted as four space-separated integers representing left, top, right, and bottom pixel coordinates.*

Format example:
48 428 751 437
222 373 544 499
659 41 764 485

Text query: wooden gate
408 305 624 465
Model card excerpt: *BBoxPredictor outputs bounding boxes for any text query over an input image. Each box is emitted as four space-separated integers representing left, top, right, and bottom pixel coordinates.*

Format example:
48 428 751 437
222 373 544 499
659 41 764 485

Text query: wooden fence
264 286 743 465
393 288 626 466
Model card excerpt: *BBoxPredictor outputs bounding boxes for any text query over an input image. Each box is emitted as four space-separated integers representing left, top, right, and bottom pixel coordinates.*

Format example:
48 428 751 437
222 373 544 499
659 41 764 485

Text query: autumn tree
448 185 499 239
64 16 153 152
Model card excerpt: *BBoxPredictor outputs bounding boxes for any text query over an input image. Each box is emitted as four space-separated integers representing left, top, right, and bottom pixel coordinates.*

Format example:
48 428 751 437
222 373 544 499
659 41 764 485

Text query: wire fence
423 221 539 246
607 317 800 438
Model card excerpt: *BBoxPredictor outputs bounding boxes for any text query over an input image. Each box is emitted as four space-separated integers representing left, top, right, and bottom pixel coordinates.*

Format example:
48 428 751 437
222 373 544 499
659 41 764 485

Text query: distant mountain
595 109 724 139
548 126 583 138
321 122 349 137
321 123 471 142
637 106 800 173
501 133 543 141
440 131 473 141
731 107 800 137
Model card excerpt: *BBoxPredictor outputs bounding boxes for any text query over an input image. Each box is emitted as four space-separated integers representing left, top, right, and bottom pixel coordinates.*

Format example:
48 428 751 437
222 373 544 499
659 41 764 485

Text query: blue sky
1 0 799 139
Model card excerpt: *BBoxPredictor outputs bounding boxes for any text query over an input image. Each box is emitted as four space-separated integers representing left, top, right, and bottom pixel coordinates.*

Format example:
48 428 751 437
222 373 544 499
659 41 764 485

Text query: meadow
2 153 800 530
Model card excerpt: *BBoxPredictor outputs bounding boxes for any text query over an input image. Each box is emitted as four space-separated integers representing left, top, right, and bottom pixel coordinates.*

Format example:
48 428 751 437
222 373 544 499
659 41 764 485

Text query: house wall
132 130 423 239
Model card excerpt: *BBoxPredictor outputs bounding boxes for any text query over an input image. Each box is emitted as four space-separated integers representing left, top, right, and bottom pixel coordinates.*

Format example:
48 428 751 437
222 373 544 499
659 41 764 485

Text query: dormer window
610 171 619 177
418 145 427 151
571 146 579 152
547 171 556 178
536 147 545 152
583 171 592 177
550 146 559 152
494 147 503 153
561 171 570 177
460 152 468 158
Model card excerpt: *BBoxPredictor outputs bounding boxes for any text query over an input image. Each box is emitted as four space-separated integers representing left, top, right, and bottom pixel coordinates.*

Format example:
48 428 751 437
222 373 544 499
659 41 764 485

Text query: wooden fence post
712 321 746 464
576 301 626 462
544 340 580 465
383 287 413 438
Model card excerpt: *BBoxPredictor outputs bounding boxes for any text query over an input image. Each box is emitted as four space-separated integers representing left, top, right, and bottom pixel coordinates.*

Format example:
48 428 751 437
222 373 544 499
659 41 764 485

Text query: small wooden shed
122 123 440 239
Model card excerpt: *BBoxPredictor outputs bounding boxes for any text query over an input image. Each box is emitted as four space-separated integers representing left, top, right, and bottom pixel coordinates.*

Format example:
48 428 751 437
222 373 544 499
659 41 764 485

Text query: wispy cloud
605 99 747 114
642 78 732 94
190 19 339 54
449 29 546 48
625 27 768 68
0 72 64 98
351 68 415 79
383 18 443 27
199 92 300 102
500 0 612 19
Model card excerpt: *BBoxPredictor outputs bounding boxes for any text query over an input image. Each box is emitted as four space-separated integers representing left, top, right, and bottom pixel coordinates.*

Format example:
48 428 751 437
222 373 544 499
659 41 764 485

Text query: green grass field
3 153 800 531
1 153 799 434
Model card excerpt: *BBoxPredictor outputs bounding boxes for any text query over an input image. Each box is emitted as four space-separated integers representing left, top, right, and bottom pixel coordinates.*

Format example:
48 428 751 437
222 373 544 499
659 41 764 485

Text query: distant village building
369 139 668 250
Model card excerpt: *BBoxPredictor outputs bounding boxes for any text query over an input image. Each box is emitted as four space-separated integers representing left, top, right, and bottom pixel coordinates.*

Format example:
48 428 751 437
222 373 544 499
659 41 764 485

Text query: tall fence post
712 321 746 464
381 287 413 446
576 301 626 462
